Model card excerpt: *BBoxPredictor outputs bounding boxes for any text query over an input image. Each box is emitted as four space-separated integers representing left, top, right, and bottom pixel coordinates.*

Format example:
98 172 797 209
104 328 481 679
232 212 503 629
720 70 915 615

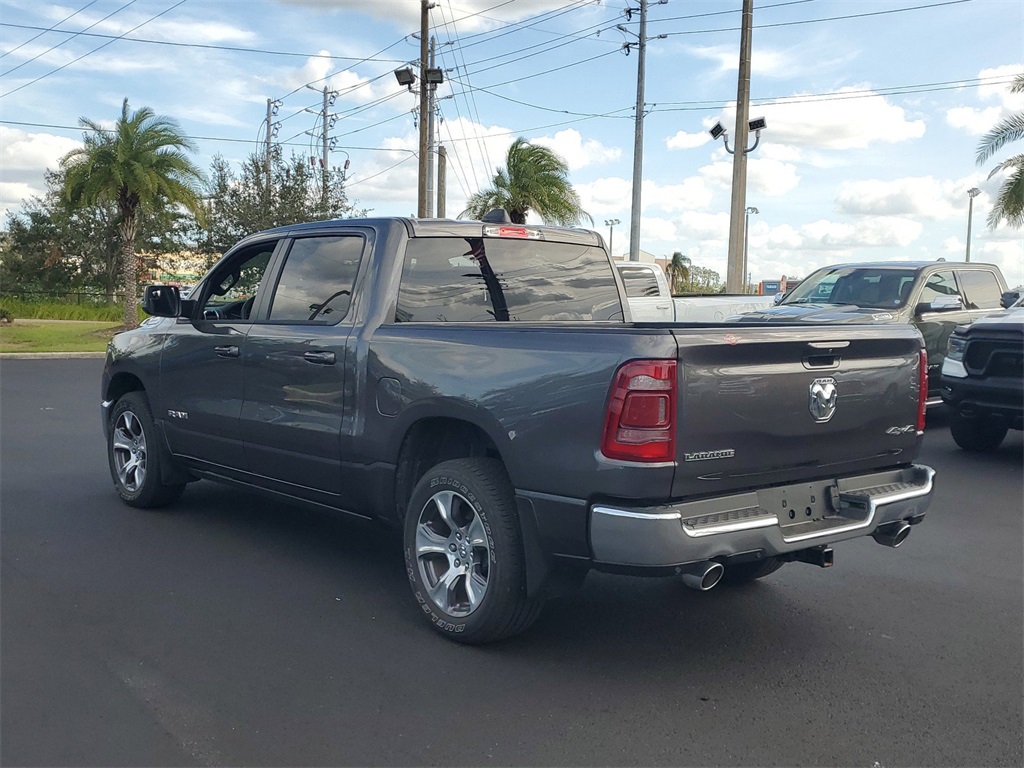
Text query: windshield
781 267 917 309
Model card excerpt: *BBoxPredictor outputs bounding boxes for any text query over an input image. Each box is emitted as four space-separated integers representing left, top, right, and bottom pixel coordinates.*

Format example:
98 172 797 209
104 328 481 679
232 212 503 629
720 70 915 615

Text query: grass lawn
0 320 120 354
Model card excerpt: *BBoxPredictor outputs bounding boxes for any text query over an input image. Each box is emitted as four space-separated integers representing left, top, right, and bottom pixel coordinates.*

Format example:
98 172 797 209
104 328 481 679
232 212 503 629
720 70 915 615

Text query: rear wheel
950 412 1008 453
719 557 784 586
107 392 185 508
403 458 542 644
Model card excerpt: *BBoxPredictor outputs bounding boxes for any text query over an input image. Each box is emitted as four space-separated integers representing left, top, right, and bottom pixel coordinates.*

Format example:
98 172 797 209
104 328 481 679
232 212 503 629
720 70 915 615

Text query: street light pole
605 218 620 258
966 187 981 262
743 206 758 293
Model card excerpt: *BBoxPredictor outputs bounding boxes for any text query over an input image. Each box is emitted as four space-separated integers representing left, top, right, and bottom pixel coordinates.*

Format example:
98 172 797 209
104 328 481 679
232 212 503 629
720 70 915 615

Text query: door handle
303 351 336 365
214 345 239 358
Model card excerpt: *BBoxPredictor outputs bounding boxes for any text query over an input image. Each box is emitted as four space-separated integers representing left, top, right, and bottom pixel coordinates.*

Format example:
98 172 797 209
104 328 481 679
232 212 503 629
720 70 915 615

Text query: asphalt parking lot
2 358 1021 767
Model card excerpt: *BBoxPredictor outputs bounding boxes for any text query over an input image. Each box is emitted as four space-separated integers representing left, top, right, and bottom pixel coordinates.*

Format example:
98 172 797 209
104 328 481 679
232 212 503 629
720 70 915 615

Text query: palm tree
667 251 691 294
62 98 205 328
461 137 590 225
976 73 1024 229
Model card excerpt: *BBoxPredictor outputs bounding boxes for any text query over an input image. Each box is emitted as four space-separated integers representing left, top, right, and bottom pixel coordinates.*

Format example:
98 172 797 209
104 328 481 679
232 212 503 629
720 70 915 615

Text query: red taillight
917 348 927 432
601 360 677 462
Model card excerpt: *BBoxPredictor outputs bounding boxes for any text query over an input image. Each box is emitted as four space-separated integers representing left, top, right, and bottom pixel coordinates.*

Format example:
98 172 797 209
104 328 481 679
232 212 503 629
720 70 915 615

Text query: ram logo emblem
809 378 837 423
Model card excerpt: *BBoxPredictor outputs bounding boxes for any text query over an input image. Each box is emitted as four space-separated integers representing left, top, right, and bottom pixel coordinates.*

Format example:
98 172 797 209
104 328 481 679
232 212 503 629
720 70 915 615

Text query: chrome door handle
214 345 239 358
303 351 336 365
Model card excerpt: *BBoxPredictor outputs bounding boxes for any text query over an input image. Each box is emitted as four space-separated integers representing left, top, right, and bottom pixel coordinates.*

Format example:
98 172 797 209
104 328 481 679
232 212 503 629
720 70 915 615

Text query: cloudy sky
2 0 1022 287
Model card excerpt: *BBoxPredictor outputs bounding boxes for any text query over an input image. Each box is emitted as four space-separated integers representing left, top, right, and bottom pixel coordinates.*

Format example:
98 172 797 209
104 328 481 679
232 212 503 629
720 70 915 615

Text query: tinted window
618 266 661 298
957 270 1002 309
396 237 623 322
268 235 364 323
918 270 960 304
201 242 277 321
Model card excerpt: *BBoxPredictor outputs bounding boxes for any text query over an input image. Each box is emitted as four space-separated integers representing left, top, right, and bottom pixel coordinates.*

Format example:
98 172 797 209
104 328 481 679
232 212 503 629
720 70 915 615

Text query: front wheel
950 412 1008 453
107 392 185 508
403 458 542 644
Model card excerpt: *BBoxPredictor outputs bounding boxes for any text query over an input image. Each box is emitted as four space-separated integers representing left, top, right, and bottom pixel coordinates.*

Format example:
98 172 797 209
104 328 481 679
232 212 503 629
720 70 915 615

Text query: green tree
461 137 590 225
202 150 363 256
976 73 1024 229
1 168 189 302
667 251 691 294
61 98 205 327
680 265 724 294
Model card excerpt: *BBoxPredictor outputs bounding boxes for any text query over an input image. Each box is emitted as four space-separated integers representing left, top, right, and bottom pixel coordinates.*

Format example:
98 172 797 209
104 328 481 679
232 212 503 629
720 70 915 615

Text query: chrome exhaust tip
872 521 912 548
679 561 725 591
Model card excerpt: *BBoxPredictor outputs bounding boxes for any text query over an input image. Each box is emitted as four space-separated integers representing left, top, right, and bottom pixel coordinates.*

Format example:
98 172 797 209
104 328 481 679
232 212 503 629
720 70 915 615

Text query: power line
658 0 974 37
2 0 140 77
0 119 417 154
0 21 410 65
1 0 187 98
0 0 101 60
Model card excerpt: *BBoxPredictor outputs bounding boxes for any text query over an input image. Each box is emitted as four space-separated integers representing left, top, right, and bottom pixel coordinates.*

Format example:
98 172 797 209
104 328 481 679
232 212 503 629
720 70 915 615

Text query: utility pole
263 98 280 202
417 0 430 218
725 0 754 293
437 144 447 217
305 85 338 211
426 36 436 217
620 0 667 262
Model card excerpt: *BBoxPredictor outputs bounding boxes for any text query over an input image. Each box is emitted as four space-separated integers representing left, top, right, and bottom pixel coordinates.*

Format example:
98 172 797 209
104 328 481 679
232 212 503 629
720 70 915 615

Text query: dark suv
940 293 1023 452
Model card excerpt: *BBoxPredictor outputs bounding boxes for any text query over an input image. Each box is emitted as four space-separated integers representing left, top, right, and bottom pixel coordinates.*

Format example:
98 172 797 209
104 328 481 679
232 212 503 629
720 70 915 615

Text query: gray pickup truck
102 215 935 643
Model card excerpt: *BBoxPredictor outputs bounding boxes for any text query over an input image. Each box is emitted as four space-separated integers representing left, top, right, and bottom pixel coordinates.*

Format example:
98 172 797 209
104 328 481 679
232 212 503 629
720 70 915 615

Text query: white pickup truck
615 262 776 322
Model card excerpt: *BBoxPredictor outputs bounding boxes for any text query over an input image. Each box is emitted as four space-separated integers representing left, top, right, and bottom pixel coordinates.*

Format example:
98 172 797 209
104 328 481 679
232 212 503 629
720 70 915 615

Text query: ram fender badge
808 377 837 422
167 410 189 420
685 449 736 462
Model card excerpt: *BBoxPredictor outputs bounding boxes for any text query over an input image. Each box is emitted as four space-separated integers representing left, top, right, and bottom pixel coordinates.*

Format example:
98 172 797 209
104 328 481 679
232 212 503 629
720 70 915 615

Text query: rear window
395 237 623 322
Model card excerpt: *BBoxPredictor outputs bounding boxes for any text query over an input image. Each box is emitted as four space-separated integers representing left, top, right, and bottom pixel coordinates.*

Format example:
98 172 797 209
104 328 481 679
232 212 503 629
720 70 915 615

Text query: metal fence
0 289 127 305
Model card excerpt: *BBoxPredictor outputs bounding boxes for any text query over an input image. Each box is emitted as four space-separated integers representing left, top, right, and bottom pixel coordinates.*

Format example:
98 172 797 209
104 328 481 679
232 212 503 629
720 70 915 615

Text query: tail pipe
679 561 724 591
873 521 912 548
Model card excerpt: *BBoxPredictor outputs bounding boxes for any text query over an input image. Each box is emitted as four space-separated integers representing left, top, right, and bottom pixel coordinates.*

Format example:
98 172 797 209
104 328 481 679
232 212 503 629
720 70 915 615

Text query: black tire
950 412 1008 453
719 557 785 586
403 458 542 644
107 392 185 508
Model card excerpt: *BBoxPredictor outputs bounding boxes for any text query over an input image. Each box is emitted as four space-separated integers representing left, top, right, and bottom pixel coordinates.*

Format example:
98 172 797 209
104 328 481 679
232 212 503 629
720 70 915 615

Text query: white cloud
946 106 1002 135
666 131 710 150
273 0 579 33
708 90 926 151
533 129 620 171
0 126 80 174
799 217 923 249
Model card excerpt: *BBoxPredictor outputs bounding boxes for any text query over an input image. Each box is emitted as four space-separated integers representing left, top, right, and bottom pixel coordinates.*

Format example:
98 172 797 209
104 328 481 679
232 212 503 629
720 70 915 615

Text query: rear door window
267 235 364 324
395 237 623 322
957 269 1002 309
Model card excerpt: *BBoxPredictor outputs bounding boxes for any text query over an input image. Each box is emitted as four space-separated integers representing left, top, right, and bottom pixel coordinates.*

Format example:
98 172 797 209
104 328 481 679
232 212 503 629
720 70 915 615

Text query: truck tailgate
670 324 924 498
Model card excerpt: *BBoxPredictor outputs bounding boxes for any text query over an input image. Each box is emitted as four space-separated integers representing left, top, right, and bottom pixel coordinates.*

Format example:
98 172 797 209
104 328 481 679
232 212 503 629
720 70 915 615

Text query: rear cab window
395 235 623 322
957 269 1002 310
617 266 661 298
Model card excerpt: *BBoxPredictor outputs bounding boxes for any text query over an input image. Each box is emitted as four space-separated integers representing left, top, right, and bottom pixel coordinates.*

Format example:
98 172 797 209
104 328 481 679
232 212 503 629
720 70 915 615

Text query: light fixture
394 68 415 87
709 122 726 140
424 68 444 85
748 116 767 132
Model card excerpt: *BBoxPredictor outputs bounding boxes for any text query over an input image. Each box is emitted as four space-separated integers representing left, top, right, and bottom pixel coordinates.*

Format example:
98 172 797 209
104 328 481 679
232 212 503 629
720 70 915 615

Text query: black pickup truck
102 215 935 643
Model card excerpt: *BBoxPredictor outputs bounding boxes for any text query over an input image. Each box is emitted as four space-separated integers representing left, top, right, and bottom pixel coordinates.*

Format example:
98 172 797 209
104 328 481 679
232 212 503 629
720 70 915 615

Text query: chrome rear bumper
590 464 935 568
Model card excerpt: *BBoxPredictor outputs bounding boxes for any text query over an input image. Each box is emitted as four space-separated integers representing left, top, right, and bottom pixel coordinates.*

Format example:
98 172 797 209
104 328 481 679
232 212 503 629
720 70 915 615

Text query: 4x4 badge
809 378 837 422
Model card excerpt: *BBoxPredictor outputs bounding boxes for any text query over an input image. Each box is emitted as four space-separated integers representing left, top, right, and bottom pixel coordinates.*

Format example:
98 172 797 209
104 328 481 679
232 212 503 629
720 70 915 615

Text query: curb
0 352 107 359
